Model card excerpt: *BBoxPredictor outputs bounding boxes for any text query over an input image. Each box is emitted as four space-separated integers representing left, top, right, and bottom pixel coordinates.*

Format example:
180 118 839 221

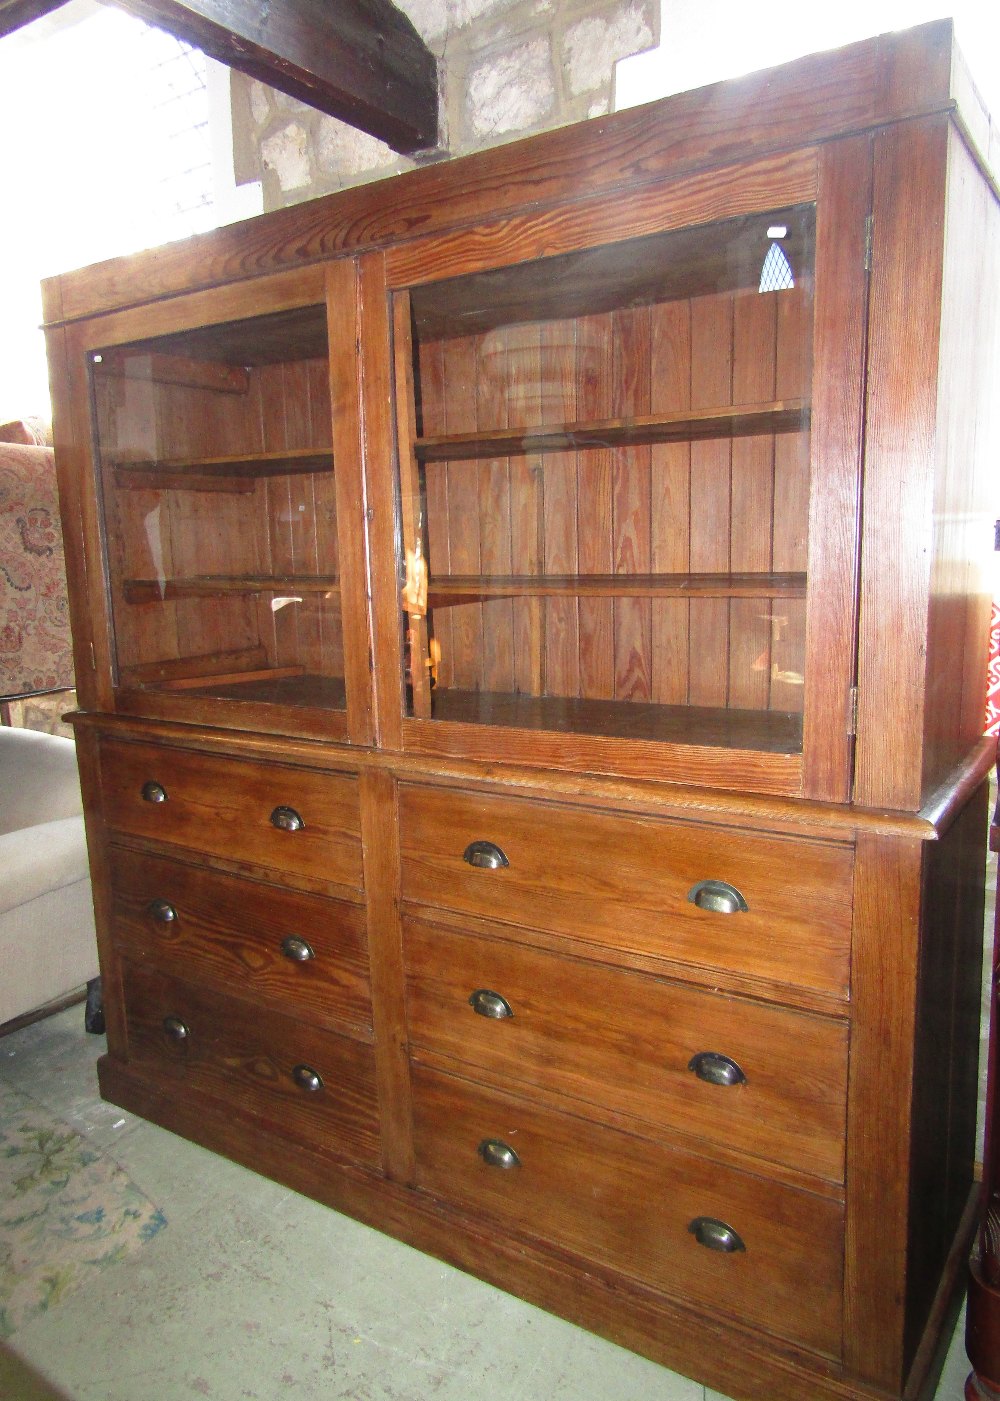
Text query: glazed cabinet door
371 139 870 798
60 264 372 742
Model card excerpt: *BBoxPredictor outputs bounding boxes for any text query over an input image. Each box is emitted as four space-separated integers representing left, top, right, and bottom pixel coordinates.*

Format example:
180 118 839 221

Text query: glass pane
396 206 815 754
92 305 346 711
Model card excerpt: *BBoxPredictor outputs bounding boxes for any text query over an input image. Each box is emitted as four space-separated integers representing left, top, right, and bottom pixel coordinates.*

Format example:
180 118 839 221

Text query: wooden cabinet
43 21 999 1401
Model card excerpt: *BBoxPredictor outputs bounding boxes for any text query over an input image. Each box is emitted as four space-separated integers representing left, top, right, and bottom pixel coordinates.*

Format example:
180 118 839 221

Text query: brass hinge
864 215 874 273
847 685 859 736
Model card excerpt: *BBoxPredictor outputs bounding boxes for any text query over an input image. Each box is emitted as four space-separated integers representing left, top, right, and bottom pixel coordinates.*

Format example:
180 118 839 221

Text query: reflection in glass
395 207 815 754
93 306 346 713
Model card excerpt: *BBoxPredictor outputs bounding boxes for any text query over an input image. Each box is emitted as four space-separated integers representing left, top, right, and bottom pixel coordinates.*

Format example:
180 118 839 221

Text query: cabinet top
42 17 996 329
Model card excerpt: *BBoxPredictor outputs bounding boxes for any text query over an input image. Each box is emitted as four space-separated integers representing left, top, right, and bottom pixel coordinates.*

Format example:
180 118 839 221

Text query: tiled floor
0 998 986 1401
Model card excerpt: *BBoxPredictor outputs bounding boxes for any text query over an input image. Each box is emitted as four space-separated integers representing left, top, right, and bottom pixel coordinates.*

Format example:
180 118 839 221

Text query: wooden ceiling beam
0 0 440 153
110 0 439 153
0 0 70 39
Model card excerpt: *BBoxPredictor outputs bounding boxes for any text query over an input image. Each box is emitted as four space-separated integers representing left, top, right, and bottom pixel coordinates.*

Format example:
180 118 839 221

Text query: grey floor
0 995 984 1401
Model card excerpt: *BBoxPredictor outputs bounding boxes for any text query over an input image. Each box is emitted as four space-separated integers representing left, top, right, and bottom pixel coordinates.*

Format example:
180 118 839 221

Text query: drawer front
109 847 372 1037
101 739 362 888
122 962 380 1167
404 918 848 1182
399 785 853 997
412 1065 843 1358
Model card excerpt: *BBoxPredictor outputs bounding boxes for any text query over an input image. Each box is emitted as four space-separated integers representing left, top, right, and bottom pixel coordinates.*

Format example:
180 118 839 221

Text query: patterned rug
0 1080 166 1338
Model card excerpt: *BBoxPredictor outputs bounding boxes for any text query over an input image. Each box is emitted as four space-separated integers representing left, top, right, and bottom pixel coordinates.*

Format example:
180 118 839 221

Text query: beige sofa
0 725 100 1027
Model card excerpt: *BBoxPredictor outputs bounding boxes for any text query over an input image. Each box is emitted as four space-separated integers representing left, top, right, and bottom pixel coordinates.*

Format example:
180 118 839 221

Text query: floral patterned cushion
0 442 74 699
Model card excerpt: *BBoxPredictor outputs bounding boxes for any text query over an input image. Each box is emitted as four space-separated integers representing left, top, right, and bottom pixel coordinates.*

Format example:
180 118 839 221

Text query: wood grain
108 845 372 1037
43 23 962 327
100 737 363 891
404 914 849 1180
854 116 949 811
411 1063 844 1357
122 959 380 1165
398 782 853 997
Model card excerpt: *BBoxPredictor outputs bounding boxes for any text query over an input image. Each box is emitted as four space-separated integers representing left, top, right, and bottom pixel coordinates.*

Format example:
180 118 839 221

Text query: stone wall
232 0 657 209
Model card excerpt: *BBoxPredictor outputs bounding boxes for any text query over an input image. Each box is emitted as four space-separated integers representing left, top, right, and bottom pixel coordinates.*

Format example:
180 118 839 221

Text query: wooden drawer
121 962 380 1167
399 785 853 998
109 847 372 1037
100 739 362 889
412 1065 844 1359
404 917 848 1182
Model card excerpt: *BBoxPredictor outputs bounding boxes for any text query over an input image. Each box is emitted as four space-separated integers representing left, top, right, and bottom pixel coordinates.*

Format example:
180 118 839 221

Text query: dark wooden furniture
968 769 1000 1399
43 21 999 1401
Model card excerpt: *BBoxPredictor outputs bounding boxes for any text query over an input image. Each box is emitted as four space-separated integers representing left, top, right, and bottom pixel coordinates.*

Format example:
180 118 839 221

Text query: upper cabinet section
393 206 814 765
44 22 994 808
382 140 870 798
86 273 371 743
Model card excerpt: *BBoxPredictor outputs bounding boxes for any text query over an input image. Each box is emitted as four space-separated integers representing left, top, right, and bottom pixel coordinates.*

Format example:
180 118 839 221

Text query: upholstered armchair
0 725 100 1026
0 421 100 1028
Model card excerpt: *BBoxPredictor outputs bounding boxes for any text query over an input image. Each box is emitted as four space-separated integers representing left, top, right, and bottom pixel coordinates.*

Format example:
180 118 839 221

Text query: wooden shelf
418 688 803 754
426 572 806 607
111 447 332 481
158 672 347 708
123 574 340 603
414 400 809 463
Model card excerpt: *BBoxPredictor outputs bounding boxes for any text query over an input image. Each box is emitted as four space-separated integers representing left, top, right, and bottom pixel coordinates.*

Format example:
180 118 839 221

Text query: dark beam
111 0 439 153
0 0 70 39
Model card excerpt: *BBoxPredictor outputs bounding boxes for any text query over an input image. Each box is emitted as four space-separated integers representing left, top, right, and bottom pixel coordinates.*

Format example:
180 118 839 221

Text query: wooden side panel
921 126 1000 799
843 832 923 1388
854 117 949 811
906 781 989 1365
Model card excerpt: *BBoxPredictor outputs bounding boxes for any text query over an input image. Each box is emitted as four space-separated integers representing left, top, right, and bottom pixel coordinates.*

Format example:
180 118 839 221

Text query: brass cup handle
162 1015 189 1043
478 1138 520 1169
688 1216 745 1253
469 989 514 1020
463 840 509 870
688 1051 746 1087
148 899 178 924
141 780 168 803
281 935 316 963
292 1064 323 1092
270 805 305 832
687 879 748 914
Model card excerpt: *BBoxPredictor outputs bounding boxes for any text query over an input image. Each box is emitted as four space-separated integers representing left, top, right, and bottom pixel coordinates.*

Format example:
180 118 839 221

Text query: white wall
616 0 1000 119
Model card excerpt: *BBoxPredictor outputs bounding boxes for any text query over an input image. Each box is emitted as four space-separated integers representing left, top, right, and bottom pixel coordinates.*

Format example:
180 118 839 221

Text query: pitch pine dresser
43 20 1000 1401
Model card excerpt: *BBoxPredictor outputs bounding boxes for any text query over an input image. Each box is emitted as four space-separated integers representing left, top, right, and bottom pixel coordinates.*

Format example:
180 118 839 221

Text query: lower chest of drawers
397 781 855 1359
